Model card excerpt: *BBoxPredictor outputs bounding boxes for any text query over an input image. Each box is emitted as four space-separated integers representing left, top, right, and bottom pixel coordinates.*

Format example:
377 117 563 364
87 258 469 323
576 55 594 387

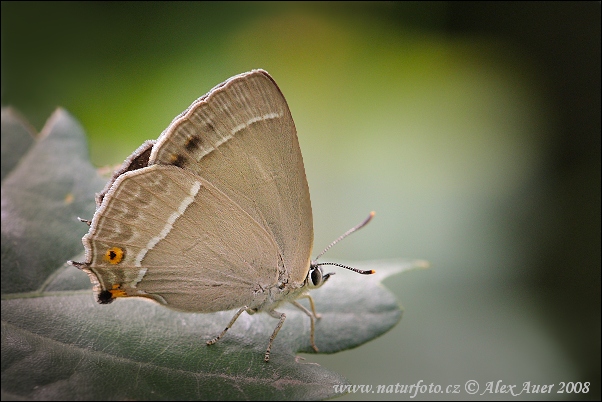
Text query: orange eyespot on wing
104 247 125 264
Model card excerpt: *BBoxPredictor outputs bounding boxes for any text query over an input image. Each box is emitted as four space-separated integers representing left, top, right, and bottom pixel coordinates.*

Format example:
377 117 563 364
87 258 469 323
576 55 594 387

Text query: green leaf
1 108 105 294
1 109 426 400
2 262 420 400
1 107 36 182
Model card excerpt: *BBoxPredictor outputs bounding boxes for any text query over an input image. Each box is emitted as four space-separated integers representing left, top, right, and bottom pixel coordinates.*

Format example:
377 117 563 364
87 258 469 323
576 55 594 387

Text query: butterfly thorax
249 280 309 313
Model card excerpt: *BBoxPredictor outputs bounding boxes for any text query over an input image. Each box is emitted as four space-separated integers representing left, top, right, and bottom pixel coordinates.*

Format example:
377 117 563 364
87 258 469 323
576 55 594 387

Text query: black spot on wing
185 135 202 151
98 290 115 304
169 153 188 168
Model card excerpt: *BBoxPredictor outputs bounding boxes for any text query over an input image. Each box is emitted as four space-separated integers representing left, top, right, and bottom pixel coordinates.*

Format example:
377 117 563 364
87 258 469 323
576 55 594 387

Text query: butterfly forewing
149 70 313 286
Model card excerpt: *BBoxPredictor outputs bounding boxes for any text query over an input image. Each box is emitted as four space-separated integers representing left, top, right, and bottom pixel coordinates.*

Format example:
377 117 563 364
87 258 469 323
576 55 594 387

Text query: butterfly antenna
314 211 375 261
313 261 375 275
312 211 376 275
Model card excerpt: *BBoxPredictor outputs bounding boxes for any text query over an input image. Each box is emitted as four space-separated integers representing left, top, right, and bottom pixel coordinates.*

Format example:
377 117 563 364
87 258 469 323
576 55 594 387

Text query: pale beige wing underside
83 165 281 312
149 70 313 285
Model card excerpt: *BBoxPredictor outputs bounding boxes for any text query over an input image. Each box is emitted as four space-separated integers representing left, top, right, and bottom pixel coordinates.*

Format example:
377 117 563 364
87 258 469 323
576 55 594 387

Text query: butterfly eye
309 265 323 288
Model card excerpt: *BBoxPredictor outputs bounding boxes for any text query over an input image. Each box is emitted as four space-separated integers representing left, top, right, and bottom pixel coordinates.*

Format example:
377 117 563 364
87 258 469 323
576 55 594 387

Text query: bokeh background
2 2 599 400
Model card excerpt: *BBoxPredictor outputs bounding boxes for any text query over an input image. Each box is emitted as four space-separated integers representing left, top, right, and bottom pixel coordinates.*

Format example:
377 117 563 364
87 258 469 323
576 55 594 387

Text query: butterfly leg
291 295 320 352
264 310 286 362
298 293 321 319
206 305 247 346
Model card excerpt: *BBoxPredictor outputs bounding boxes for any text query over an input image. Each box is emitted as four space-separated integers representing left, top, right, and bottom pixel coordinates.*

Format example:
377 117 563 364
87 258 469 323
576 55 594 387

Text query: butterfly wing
149 70 313 286
81 165 281 312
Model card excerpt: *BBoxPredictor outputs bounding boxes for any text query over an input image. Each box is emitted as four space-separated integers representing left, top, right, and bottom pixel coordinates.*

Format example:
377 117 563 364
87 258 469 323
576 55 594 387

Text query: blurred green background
2 2 599 400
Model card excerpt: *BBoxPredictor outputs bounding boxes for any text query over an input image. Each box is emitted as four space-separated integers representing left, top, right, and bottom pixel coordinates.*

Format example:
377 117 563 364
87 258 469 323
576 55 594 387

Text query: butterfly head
306 262 335 289
305 211 377 290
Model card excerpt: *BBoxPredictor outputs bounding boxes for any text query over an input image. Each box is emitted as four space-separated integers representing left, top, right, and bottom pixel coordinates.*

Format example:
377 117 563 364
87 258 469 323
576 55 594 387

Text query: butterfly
70 69 374 362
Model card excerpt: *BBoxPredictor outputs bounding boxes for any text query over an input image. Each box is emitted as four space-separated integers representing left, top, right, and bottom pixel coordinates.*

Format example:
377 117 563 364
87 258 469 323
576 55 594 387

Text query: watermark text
333 380 591 398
